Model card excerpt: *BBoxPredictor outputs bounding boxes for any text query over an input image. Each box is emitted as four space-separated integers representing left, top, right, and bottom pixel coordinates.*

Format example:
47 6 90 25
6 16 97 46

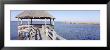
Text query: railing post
21 19 22 25
45 18 48 39
52 30 56 40
18 18 19 25
28 19 30 40
52 19 54 29
31 19 32 25
45 28 48 38
50 19 51 25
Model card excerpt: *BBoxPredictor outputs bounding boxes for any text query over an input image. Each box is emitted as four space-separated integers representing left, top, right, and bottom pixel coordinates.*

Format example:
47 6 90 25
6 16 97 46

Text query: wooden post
52 19 55 40
50 19 51 25
28 19 30 29
45 18 48 39
52 31 55 40
52 19 54 26
45 18 46 27
31 19 32 25
52 19 54 29
21 19 22 25
28 19 30 40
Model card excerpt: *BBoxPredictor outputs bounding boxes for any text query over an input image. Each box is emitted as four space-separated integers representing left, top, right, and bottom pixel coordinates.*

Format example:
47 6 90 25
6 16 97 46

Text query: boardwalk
18 25 65 40
16 10 65 40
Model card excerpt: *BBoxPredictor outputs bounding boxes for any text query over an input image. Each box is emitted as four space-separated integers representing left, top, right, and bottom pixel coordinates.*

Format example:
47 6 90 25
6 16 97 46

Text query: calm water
10 21 100 40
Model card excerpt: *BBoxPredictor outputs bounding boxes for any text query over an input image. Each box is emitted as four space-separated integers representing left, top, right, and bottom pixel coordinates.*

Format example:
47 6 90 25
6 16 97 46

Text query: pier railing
42 25 66 40
18 25 66 40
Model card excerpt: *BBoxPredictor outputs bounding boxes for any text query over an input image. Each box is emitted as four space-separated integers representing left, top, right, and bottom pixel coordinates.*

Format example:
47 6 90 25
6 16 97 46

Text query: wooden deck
18 24 65 40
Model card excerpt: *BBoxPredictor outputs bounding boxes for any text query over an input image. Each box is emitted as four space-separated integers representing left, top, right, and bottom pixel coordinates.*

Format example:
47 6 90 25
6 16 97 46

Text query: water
10 21 100 40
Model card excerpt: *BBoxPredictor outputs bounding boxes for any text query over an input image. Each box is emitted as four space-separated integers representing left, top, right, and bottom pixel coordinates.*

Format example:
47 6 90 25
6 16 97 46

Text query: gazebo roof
16 10 55 19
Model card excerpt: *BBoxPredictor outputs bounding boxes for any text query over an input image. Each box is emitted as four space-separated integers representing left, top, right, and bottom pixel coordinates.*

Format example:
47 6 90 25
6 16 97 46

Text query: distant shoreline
62 22 100 25
63 22 99 25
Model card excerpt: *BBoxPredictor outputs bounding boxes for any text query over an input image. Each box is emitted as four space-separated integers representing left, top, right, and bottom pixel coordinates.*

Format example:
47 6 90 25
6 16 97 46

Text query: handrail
18 25 66 40
29 26 42 40
45 25 66 40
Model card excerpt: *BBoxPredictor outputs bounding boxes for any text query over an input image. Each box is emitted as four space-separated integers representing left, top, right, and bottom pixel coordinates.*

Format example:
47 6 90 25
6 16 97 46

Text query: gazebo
16 10 55 27
16 10 65 40
16 10 56 40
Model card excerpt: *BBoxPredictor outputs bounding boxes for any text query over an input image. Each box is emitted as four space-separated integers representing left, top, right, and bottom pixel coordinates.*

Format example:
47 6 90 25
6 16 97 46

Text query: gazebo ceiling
16 10 55 19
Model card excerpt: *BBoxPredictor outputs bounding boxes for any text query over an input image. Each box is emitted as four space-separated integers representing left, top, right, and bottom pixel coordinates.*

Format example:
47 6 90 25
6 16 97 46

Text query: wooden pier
16 10 65 40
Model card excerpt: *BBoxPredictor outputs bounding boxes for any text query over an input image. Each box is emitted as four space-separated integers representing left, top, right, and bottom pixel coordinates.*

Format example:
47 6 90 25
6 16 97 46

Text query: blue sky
11 10 100 23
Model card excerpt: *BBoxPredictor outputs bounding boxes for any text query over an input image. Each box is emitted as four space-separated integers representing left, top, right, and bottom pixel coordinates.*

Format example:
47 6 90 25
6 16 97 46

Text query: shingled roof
16 10 55 19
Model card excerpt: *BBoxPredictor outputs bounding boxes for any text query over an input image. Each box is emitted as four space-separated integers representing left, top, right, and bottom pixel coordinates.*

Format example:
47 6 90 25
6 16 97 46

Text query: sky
11 10 100 23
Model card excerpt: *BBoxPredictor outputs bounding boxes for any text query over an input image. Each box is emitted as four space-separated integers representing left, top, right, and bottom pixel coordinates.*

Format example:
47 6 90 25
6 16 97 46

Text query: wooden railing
43 25 66 40
18 25 66 40
18 25 41 40
42 25 55 40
